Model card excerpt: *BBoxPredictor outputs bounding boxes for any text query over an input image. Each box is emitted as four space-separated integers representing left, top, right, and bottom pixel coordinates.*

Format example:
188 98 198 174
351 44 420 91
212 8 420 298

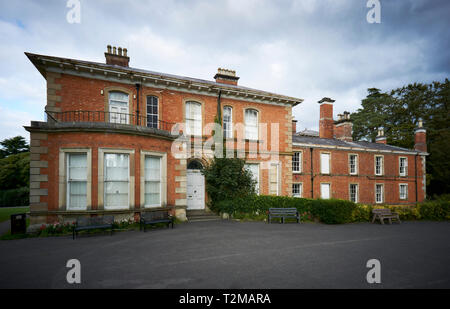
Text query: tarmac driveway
0 220 449 288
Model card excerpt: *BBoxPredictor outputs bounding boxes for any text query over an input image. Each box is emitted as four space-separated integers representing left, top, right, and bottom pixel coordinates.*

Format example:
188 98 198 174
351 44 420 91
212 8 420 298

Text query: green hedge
0 187 29 207
215 195 356 224
214 195 450 224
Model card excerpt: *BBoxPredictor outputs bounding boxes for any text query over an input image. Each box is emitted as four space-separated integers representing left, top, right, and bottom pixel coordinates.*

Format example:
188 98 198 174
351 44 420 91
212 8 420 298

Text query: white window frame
320 152 331 175
109 91 129 124
146 95 159 129
399 157 408 177
349 183 358 203
375 155 384 176
293 152 302 173
320 183 331 199
245 109 259 140
66 153 88 211
269 162 280 196
98 148 135 210
375 184 384 204
292 183 303 198
349 154 358 175
399 183 408 200
223 106 233 139
185 101 202 136
58 148 92 211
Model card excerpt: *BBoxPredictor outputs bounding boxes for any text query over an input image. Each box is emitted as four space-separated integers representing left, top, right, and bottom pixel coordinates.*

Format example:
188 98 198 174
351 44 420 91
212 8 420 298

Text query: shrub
309 199 357 224
0 187 29 207
202 157 256 210
417 200 450 221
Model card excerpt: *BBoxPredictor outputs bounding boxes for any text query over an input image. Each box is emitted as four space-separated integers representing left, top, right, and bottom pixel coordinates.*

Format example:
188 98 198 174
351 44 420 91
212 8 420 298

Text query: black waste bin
11 213 26 235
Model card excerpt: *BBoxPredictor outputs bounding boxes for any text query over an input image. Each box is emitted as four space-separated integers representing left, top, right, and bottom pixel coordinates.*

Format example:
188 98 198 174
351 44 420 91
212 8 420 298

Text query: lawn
0 206 29 223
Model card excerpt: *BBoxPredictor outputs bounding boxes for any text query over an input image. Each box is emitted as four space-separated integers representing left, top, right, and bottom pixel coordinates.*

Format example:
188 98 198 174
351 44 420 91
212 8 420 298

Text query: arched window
187 160 203 170
147 96 158 129
109 91 129 124
185 101 202 136
223 106 233 138
245 109 258 140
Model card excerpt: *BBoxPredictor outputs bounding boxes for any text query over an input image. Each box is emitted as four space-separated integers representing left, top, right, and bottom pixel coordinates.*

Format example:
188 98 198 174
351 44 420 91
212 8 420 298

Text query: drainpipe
310 147 314 198
415 153 418 203
135 83 141 125
217 90 222 122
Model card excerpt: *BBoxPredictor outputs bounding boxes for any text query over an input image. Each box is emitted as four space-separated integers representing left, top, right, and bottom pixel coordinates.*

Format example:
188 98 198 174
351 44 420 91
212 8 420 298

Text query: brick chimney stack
318 97 335 139
292 119 297 134
105 45 130 67
414 118 427 152
334 111 353 142
375 126 387 144
214 68 240 86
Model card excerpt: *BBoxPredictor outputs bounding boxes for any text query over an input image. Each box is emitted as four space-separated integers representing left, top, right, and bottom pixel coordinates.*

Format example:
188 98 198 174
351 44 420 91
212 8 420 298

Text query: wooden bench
140 210 174 231
73 215 114 239
267 208 300 224
371 209 401 224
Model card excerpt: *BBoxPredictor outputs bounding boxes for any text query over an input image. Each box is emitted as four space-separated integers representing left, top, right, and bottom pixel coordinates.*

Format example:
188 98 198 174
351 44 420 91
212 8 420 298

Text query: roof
25 52 303 107
292 135 426 155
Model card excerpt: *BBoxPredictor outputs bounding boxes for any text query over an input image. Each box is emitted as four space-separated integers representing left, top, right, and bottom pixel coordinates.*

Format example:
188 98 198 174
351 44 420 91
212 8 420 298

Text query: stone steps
186 210 222 222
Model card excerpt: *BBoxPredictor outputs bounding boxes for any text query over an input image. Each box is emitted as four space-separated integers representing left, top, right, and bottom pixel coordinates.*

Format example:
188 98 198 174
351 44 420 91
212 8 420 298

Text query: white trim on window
292 183 303 198
399 183 408 200
223 106 233 139
375 183 384 204
349 183 358 203
293 151 302 173
349 154 358 175
245 109 259 140
320 152 331 175
399 157 408 177
375 155 384 176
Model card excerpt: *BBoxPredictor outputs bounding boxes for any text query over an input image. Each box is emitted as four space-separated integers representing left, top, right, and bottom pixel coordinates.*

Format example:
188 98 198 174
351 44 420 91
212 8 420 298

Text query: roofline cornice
292 142 428 156
25 52 303 107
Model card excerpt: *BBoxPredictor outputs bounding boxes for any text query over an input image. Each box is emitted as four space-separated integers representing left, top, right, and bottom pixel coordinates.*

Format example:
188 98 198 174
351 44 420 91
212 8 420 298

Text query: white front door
187 170 205 210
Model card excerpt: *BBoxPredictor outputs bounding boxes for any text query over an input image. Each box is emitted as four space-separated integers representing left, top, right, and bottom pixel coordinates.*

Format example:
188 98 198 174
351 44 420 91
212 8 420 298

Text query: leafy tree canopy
351 79 450 196
0 152 30 190
0 136 29 158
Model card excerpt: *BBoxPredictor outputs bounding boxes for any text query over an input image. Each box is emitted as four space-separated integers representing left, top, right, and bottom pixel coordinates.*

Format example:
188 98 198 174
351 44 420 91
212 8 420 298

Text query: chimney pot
105 45 130 67
414 119 427 152
214 68 239 86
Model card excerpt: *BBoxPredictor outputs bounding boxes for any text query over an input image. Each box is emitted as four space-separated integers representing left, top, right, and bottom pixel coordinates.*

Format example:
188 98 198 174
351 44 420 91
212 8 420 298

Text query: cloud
0 0 448 136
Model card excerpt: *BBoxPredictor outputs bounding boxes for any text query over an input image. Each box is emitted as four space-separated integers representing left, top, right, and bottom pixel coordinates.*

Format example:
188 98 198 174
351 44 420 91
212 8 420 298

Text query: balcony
41 110 177 139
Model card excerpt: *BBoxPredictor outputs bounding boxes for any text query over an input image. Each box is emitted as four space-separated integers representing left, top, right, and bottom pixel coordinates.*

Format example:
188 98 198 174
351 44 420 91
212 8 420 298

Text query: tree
202 157 257 209
0 152 30 190
0 136 29 158
351 79 450 196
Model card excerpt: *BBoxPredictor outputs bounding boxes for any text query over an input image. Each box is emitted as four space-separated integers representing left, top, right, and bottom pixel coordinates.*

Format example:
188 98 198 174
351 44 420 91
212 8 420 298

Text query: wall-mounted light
100 90 104 95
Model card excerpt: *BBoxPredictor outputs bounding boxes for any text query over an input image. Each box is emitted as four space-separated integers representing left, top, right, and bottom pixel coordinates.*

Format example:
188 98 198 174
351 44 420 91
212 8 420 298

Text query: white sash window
145 156 161 207
185 101 202 136
321 183 331 199
245 109 258 140
321 153 330 174
293 152 301 173
349 184 358 203
104 153 129 209
67 153 87 210
292 183 303 198
147 96 158 129
109 92 129 124
223 106 233 139
399 184 408 200
399 157 407 176
375 184 384 203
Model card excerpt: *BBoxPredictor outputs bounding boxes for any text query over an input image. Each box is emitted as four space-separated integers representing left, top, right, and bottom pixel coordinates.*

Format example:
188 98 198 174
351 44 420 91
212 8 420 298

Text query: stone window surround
140 150 168 208
98 148 135 210
58 148 92 211
348 153 359 175
349 183 359 203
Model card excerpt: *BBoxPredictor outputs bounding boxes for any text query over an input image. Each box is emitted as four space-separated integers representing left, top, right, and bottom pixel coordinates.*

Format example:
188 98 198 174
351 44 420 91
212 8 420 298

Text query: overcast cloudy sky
0 0 449 140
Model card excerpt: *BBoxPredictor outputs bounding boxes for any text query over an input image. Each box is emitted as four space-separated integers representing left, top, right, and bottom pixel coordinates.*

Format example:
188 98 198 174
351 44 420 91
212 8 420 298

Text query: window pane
186 102 202 135
104 154 129 209
67 153 87 210
245 109 258 140
223 107 232 138
321 153 330 174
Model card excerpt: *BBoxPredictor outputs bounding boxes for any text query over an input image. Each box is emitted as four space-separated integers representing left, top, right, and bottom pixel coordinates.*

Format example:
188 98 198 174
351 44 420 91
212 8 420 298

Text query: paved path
0 221 449 288
0 220 10 236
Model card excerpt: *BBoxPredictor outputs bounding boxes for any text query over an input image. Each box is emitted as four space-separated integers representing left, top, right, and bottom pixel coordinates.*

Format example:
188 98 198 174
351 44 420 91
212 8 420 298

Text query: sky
0 0 449 141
